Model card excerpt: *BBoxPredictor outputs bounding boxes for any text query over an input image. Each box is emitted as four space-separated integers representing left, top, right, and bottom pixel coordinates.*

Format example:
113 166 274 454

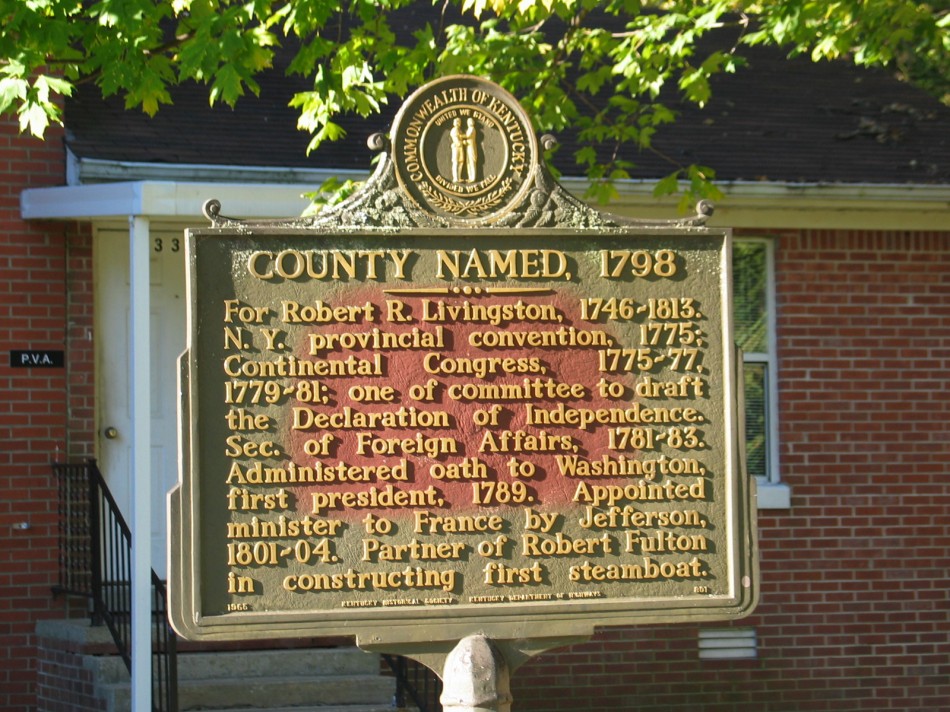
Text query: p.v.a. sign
169 75 757 647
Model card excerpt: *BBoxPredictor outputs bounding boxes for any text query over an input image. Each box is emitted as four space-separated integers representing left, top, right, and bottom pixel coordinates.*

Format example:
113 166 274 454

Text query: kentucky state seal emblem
391 75 539 223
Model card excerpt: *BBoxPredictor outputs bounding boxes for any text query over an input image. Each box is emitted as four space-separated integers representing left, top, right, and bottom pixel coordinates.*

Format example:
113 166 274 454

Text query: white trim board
22 177 950 230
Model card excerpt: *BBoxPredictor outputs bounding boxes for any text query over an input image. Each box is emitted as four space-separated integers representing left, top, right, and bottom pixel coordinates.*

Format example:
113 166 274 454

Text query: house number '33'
154 238 181 252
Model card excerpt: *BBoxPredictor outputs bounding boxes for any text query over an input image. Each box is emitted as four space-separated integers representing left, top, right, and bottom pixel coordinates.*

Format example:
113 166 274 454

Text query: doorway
94 225 186 578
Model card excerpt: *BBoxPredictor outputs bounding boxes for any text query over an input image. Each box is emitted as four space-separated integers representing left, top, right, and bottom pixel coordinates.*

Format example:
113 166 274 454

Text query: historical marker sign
169 77 756 647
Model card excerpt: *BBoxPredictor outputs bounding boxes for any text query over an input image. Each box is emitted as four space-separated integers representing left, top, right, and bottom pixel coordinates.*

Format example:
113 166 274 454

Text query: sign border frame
169 224 758 646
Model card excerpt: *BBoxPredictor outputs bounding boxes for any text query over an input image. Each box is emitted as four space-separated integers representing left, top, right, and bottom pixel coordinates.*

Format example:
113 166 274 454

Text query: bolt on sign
169 76 757 647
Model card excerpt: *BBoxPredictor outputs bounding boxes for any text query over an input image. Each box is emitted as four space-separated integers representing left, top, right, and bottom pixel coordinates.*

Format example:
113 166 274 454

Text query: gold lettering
281 300 374 324
310 485 441 516
413 511 504 534
227 487 291 511
483 561 545 585
361 538 467 562
435 249 568 280
247 250 413 281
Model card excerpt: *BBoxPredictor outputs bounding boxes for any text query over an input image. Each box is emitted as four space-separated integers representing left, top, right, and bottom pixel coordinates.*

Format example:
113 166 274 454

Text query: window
733 238 788 508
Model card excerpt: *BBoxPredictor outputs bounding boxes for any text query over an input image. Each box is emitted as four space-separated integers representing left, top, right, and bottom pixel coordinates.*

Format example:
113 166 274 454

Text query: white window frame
735 237 789 509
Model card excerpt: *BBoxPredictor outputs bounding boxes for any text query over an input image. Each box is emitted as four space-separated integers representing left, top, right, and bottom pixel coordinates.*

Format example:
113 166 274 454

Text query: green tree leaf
1 0 945 204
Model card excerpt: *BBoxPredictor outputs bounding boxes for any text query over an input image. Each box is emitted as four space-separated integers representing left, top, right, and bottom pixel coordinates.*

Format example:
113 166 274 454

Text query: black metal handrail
384 654 443 712
53 460 178 712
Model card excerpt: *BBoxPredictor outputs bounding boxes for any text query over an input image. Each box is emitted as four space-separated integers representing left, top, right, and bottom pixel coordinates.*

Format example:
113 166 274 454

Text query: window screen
733 240 774 482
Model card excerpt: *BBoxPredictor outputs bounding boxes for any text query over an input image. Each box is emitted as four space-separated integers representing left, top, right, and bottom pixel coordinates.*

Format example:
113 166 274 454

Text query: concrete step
208 708 395 712
89 646 395 712
178 672 395 710
40 620 402 711
177 647 382 681
202 707 396 712
102 673 395 711
85 647 381 685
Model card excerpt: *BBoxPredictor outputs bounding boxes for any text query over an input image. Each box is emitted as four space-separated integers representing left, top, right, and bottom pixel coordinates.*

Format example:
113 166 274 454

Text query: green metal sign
169 77 757 647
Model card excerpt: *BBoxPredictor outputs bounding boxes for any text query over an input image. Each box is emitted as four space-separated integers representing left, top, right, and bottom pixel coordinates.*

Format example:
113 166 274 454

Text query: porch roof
20 178 950 231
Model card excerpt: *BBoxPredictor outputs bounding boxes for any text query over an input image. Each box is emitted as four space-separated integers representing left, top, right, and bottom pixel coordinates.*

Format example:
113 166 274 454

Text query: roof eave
570 178 950 231
21 168 950 231
20 180 318 222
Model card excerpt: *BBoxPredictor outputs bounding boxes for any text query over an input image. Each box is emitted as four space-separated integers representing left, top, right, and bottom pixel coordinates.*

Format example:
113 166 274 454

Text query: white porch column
129 215 152 711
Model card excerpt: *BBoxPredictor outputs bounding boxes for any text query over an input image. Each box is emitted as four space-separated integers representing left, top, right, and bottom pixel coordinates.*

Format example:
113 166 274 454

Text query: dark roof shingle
64 38 950 185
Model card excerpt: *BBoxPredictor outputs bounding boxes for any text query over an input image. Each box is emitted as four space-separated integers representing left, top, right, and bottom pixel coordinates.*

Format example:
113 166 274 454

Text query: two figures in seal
450 117 478 184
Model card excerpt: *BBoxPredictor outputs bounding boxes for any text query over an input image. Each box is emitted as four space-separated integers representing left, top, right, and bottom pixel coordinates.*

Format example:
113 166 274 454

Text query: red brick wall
35 630 107 712
512 229 950 711
0 115 93 711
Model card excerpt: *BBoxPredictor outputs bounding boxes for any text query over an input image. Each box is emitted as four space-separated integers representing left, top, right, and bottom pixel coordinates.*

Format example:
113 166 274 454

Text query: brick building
2 38 948 712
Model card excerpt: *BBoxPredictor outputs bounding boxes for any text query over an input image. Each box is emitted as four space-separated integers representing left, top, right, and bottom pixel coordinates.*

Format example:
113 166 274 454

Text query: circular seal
391 75 539 223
